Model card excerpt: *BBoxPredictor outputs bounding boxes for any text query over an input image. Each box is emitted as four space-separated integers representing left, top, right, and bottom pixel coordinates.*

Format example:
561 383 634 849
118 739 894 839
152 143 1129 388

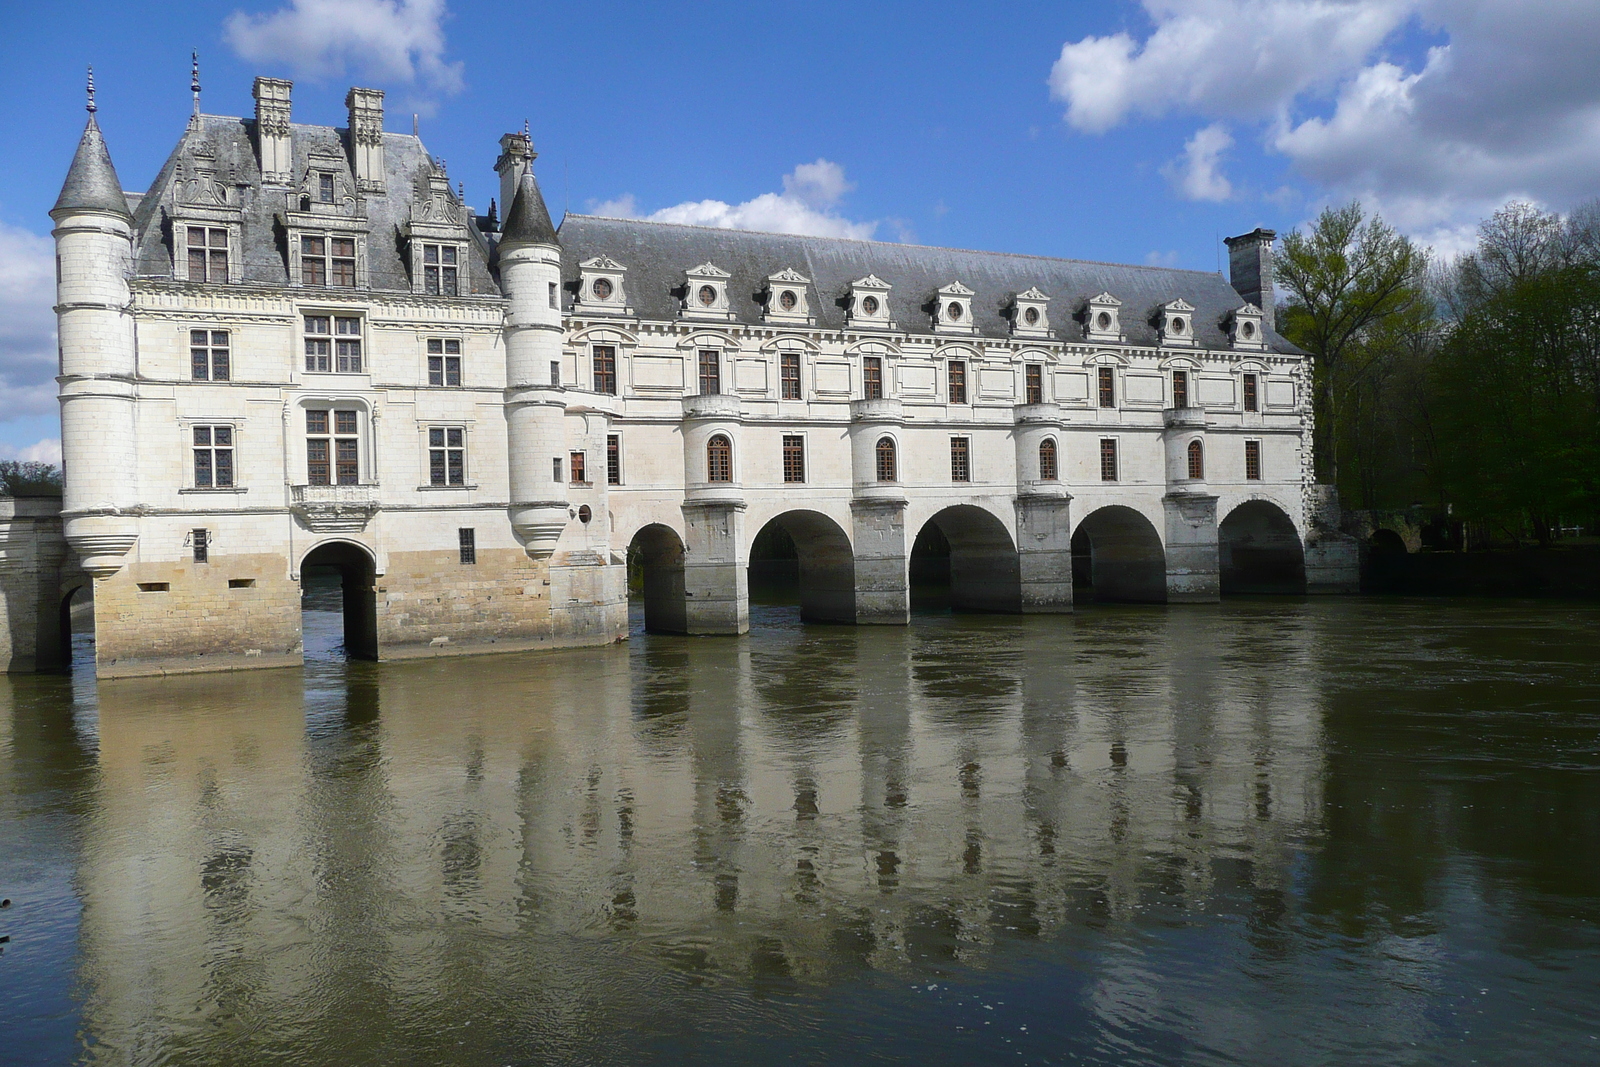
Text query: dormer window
847 275 894 330
421 243 459 296
1012 286 1051 338
1158 299 1196 346
682 263 732 320
302 235 358 287
1230 303 1267 350
186 227 230 284
576 255 629 315
593 278 613 300
1084 292 1122 343
319 173 335 202
934 281 977 334
764 268 812 325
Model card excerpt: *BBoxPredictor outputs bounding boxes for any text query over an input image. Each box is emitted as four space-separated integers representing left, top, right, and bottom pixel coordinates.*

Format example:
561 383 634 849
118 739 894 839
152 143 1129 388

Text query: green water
2 598 1598 1065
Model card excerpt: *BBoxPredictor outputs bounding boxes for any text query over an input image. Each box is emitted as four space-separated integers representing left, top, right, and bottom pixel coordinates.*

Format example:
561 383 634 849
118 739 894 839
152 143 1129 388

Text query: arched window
1039 438 1058 481
1187 439 1204 480
707 434 733 483
875 436 897 482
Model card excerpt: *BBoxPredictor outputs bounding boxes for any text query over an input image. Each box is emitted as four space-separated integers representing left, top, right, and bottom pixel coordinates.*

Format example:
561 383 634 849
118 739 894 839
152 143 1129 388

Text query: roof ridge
560 213 1227 278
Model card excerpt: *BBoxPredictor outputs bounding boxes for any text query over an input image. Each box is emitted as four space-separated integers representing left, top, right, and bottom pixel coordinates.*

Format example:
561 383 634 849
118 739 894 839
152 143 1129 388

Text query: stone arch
1369 528 1407 555
1219 500 1306 595
627 524 688 633
57 580 92 668
915 505 1021 613
300 539 379 659
748 510 856 624
1072 505 1167 603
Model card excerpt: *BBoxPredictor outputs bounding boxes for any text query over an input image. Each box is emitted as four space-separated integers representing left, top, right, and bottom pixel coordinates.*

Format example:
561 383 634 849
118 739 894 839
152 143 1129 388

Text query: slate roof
500 171 559 247
558 214 1297 353
53 116 132 219
129 114 498 295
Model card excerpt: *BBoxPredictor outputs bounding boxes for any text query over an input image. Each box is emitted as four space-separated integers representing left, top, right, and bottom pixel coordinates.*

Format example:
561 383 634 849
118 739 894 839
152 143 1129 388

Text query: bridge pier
1015 492 1074 613
851 499 909 624
682 500 749 635
1163 491 1221 603
1 496 72 672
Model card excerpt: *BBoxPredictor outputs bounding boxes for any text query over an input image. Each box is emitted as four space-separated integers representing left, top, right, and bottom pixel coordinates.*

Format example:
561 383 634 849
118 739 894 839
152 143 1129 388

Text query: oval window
698 284 717 306
1242 321 1255 338
1171 317 1186 333
1024 306 1040 326
779 289 797 311
862 295 880 315
948 302 964 321
1096 311 1112 329
592 277 613 300
578 504 593 523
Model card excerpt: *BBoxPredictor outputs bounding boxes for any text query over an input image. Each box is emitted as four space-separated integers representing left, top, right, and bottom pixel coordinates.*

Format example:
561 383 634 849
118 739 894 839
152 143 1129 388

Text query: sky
5 0 1600 462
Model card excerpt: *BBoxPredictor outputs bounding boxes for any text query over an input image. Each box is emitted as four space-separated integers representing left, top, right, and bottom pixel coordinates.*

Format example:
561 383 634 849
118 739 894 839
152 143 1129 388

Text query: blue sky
5 0 1600 459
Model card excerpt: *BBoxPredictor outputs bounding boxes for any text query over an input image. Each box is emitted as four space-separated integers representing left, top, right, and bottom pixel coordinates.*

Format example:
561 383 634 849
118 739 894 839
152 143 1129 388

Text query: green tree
0 460 63 496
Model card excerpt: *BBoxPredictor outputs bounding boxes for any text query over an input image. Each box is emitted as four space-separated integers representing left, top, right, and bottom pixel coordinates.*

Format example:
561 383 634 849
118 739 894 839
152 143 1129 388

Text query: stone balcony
1163 406 1208 429
850 398 903 423
291 483 381 532
682 393 742 420
1014 402 1063 426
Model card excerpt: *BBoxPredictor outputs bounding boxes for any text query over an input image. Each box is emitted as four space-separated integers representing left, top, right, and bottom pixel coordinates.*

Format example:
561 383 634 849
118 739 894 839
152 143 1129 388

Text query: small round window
1242 321 1255 338
779 289 797 311
592 277 613 300
1096 311 1112 329
578 504 593 524
698 284 717 307
862 295 880 315
1171 317 1186 333
948 302 964 321
1024 306 1040 326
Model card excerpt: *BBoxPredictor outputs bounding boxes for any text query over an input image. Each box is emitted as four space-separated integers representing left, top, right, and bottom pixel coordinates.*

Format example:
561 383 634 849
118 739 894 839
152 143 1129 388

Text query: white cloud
224 0 463 96
593 160 878 240
0 222 60 423
0 439 63 466
1145 250 1181 267
1164 122 1235 201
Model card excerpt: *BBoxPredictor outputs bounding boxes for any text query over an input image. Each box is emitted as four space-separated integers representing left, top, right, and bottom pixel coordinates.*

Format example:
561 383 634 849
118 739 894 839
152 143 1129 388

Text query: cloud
1145 250 1181 267
592 160 878 240
224 0 463 97
0 439 63 466
0 222 60 423
1048 1 1600 241
1164 123 1235 201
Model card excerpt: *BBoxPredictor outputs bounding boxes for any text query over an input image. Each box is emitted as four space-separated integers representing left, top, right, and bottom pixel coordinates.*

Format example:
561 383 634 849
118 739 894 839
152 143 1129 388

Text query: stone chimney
346 87 385 193
495 130 534 231
1224 227 1277 321
252 77 293 185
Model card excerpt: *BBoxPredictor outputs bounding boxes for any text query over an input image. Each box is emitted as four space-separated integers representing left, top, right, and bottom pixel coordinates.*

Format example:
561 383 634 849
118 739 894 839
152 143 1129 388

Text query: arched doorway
912 506 1020 613
57 583 92 668
1219 501 1306 595
300 541 378 660
1072 506 1167 603
1364 527 1408 593
748 511 855 624
627 524 688 634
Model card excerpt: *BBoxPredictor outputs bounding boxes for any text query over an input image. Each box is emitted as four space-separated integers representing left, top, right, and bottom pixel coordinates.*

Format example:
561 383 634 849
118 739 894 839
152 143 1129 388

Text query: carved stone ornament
291 484 380 532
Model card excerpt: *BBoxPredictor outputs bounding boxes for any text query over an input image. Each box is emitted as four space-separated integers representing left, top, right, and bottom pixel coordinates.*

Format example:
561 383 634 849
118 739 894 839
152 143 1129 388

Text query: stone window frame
425 336 464 387
862 354 885 400
174 220 241 285
414 239 465 297
425 424 470 488
289 226 369 290
947 358 969 405
569 449 590 486
875 434 899 484
607 433 623 486
1244 438 1263 481
293 395 377 488
1187 439 1205 481
458 527 477 565
1038 437 1059 482
1099 437 1120 482
706 434 735 484
949 435 973 483
592 342 619 396
300 311 367 376
782 433 807 484
189 327 232 382
1024 362 1045 405
178 417 243 493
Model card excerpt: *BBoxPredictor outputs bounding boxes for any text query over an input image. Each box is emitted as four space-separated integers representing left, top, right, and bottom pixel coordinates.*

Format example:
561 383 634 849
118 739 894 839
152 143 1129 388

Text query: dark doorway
912 506 1021 613
628 524 688 634
300 541 379 660
909 522 952 612
747 512 855 624
1072 506 1168 603
1219 501 1306 595
57 584 92 669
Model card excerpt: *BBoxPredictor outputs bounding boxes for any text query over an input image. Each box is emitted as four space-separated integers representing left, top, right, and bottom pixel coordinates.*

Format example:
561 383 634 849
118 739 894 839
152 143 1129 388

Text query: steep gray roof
52 116 132 219
559 215 1297 352
500 171 559 247
128 114 498 295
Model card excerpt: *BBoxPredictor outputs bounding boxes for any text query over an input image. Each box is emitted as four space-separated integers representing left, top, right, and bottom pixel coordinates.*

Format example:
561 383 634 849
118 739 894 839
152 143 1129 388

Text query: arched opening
1219 501 1306 595
1364 527 1409 593
300 540 379 660
1187 439 1204 480
912 506 1020 614
1039 438 1058 481
748 511 856 624
627 524 688 634
58 584 93 668
1369 528 1407 556
706 434 733 482
875 436 897 482
1071 506 1167 603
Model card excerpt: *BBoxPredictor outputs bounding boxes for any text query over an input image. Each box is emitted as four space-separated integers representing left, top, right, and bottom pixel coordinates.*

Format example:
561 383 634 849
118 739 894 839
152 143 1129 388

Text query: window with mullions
190 330 230 381
429 427 465 486
948 360 967 404
1039 438 1058 481
186 227 229 283
593 345 617 395
706 435 733 482
458 528 476 565
607 434 622 485
307 409 359 485
427 338 461 385
318 173 335 202
1099 438 1118 482
875 436 897 482
950 437 971 482
782 435 805 483
304 316 362 373
1173 370 1189 409
301 235 356 287
698 349 721 395
1098 366 1116 408
569 451 588 485
192 425 234 488
863 356 884 400
1243 373 1259 412
1025 363 1043 404
421 243 459 296
780 351 801 399
1187 439 1204 480
1245 439 1262 481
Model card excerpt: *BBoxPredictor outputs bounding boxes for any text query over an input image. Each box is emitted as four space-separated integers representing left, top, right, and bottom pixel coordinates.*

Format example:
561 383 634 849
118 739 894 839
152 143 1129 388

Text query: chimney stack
495 130 534 231
346 87 385 193
252 77 293 185
1224 228 1277 322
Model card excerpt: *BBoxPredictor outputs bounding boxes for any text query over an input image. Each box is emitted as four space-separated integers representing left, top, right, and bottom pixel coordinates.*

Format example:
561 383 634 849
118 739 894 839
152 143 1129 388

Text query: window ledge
179 487 248 494
569 481 594 488
417 483 479 491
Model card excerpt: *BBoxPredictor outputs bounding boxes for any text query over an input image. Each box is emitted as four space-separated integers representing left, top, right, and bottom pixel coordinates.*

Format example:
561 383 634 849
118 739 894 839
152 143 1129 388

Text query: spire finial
523 118 529 138
457 180 464 202
86 66 97 114
190 50 201 116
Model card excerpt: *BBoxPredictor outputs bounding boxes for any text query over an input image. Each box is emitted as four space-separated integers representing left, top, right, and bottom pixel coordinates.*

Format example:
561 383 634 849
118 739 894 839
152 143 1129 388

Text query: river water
2 597 1598 1066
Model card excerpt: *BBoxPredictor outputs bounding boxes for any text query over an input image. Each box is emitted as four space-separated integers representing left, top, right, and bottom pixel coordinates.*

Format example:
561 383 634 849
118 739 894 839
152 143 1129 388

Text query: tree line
1278 200 1600 547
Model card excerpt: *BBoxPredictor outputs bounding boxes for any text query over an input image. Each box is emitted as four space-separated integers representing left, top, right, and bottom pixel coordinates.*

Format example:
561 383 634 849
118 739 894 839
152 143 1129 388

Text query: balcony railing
291 483 380 531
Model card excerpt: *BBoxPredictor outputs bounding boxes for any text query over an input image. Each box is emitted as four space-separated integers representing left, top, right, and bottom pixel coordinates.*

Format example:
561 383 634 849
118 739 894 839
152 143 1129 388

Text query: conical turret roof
501 170 559 247
52 115 131 219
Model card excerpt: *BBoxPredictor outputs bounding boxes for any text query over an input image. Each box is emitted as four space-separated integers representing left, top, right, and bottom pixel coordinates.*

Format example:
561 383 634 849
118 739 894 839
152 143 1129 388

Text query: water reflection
3 600 1599 1065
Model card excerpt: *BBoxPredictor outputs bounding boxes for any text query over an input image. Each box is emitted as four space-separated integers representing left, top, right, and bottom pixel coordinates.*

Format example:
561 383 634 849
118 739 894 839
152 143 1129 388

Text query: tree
1277 203 1430 488
0 460 63 496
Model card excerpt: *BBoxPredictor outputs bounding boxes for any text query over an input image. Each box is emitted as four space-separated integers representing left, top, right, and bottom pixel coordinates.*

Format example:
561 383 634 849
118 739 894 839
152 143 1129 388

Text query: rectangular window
948 360 967 404
1245 440 1262 481
1100 438 1118 482
1025 363 1043 405
458 528 476 565
428 427 465 486
780 351 801 399
304 316 361 373
782 434 805 483
950 437 971 483
570 450 587 485
593 345 617 395
1172 370 1189 409
192 425 234 488
186 227 228 284
301 237 326 287
1243 373 1259 412
550 360 561 387
335 317 362 372
548 282 558 310
318 172 335 202
301 235 356 287
698 349 720 395
331 239 356 288
421 243 459 296
427 338 462 386
307 409 358 485
607 434 621 485
863 356 883 400
190 329 230 381
552 456 563 482
192 528 208 564
1098 366 1116 408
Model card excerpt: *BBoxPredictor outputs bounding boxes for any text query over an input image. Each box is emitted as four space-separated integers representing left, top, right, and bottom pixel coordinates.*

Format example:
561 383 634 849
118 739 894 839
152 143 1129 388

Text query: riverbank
1365 544 1600 597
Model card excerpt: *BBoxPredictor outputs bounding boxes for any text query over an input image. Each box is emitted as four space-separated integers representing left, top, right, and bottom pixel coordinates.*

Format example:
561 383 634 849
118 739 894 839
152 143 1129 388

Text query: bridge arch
748 509 856 624
299 539 379 659
1219 500 1306 595
1072 505 1167 603
626 523 689 633
914 504 1021 613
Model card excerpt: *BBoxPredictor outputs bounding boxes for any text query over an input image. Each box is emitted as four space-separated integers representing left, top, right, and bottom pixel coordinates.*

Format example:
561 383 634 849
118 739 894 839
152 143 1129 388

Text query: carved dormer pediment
846 274 894 330
294 151 363 218
1157 298 1197 346
764 268 813 325
682 262 733 320
1229 302 1267 350
933 280 977 334
410 166 464 229
576 255 630 315
1084 292 1123 343
1011 286 1052 338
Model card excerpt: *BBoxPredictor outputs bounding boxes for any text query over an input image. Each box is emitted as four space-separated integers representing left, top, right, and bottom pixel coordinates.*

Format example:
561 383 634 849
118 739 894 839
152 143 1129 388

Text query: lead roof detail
53 116 133 219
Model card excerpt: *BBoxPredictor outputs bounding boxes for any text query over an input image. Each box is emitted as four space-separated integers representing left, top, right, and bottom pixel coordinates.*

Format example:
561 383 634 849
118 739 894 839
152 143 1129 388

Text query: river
2 597 1598 1065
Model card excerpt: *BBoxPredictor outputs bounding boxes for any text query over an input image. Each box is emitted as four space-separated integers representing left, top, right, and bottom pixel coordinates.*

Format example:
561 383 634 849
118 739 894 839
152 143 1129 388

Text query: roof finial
457 180 464 202
86 66 97 114
523 118 529 138
190 50 201 117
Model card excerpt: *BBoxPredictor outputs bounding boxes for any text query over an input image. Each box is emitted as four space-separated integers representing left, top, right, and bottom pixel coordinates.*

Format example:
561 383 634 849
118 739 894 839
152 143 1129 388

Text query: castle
0 75 1356 678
